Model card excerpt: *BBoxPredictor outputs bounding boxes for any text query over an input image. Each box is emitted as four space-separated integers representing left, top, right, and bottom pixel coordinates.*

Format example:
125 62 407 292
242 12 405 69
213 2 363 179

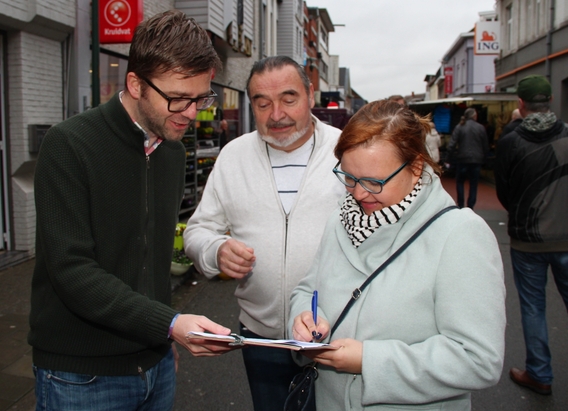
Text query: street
1 187 567 411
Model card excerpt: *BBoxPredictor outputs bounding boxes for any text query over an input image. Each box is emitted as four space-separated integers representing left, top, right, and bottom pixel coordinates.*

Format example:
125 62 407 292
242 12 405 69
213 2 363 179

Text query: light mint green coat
289 169 506 410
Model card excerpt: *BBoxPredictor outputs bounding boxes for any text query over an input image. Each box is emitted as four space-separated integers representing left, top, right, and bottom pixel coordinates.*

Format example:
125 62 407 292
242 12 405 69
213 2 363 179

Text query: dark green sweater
29 93 186 375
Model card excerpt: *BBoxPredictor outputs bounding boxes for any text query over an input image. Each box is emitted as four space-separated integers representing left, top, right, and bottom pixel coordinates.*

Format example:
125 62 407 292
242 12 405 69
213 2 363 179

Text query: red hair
334 100 442 176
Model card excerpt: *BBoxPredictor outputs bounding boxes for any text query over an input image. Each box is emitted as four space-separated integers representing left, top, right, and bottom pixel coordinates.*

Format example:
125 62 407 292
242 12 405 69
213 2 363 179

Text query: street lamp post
91 0 100 107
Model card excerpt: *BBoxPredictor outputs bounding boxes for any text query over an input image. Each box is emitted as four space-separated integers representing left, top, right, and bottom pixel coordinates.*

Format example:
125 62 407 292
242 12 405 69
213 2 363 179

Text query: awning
410 97 473 106
409 93 517 106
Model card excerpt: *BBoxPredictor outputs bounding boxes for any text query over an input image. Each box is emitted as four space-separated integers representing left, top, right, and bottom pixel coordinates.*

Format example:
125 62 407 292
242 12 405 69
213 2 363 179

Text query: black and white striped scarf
340 178 423 247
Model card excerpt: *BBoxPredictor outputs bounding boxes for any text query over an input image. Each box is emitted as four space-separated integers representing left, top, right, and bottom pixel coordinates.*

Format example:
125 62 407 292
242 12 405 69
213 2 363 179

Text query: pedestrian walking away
447 108 489 209
495 74 568 396
29 10 232 411
184 55 345 411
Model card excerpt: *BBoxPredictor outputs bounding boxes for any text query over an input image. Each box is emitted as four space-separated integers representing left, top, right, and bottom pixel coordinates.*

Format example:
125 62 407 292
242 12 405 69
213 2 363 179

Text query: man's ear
126 72 143 100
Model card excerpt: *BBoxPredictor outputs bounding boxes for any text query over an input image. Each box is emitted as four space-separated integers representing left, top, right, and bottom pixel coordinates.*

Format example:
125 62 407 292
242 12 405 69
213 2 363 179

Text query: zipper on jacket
138 366 146 380
143 154 150 295
284 214 289 257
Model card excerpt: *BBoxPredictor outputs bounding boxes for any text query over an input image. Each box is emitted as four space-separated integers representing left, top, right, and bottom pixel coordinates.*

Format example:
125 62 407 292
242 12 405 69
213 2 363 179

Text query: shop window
100 52 127 104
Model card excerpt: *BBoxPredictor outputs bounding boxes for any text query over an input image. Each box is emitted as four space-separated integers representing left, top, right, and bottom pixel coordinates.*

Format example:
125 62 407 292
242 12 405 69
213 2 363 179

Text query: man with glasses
29 11 232 410
184 56 345 411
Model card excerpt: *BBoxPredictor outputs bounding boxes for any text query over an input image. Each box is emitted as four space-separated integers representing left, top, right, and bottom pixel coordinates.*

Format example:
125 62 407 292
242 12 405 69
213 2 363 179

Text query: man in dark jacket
495 74 568 396
29 11 232 410
499 108 523 139
447 108 489 209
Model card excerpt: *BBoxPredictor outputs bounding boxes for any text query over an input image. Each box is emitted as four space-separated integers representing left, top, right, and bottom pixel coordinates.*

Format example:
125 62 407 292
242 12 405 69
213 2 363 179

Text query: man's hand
217 238 256 279
171 314 234 357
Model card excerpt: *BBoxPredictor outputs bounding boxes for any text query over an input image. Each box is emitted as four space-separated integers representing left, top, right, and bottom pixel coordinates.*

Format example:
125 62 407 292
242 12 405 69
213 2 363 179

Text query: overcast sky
307 0 497 102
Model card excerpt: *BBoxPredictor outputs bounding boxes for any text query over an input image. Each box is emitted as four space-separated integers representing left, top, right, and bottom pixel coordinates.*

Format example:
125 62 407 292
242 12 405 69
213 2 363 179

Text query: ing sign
475 21 500 55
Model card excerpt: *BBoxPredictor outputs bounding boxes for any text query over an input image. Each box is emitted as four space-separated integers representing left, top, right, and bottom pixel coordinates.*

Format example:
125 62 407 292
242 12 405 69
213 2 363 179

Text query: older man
495 74 568 396
184 56 345 410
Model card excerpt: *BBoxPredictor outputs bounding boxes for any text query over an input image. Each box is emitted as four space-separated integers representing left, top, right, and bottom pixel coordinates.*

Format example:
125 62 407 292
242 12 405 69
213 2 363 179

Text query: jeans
510 249 568 384
240 323 303 411
34 348 176 411
455 163 482 209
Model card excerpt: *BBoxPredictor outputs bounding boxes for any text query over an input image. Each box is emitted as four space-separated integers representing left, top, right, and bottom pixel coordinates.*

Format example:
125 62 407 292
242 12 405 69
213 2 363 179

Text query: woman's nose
351 182 370 200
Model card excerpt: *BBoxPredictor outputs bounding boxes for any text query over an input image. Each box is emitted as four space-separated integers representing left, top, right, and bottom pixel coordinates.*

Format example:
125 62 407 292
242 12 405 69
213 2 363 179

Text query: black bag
283 363 318 411
283 206 457 411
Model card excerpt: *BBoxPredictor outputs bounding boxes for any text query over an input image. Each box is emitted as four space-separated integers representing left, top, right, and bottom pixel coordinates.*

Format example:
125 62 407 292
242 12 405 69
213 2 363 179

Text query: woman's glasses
333 161 408 194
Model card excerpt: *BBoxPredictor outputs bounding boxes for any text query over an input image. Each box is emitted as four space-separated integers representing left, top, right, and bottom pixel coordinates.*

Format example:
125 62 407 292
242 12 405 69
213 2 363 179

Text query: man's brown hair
126 10 222 81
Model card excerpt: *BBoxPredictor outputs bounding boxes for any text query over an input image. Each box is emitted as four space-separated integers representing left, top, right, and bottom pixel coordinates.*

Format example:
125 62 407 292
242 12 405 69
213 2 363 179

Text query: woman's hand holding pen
291 311 330 343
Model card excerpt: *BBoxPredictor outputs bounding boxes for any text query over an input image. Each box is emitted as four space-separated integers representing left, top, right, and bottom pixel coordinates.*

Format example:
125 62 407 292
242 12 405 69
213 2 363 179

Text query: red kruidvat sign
444 66 453 95
99 0 144 44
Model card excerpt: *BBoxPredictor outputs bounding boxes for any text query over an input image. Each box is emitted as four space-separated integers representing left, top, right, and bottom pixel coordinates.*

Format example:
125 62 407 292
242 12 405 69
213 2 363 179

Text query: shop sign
99 0 144 44
475 20 500 55
444 66 453 95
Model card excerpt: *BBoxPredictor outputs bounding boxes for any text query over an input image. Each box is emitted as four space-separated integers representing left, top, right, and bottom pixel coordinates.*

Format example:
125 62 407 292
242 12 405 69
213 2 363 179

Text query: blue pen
311 291 318 324
311 291 322 340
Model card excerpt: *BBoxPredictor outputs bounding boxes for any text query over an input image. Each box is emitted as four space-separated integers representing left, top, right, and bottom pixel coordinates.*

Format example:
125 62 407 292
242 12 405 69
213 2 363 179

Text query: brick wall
7 31 63 251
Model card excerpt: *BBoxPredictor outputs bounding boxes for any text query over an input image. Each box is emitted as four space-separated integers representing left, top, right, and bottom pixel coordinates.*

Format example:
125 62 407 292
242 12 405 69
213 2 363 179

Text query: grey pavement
1 182 568 410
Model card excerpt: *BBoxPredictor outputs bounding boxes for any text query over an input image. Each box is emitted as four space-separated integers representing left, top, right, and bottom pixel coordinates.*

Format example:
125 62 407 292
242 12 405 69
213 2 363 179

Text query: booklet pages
187 331 337 351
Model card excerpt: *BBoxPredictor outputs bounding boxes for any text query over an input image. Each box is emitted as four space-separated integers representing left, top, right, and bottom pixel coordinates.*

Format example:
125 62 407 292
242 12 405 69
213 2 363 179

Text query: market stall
409 93 517 183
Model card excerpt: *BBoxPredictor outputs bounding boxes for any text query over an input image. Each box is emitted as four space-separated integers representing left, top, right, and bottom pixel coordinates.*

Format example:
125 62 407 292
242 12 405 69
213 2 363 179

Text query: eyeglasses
332 161 408 194
140 76 217 113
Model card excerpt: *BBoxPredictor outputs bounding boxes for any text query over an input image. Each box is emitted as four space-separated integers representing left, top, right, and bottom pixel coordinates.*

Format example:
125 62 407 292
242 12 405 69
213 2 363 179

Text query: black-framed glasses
140 76 217 113
332 161 408 194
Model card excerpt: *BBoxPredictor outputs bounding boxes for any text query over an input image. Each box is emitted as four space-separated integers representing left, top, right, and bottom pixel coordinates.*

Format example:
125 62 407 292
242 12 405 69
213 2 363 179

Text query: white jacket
185 116 345 338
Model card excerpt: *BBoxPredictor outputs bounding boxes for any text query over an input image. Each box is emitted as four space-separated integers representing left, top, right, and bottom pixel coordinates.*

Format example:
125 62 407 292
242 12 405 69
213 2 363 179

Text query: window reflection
99 52 127 104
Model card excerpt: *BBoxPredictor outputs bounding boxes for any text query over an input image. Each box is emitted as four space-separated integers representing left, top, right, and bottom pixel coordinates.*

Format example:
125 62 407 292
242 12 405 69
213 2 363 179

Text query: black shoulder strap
330 205 458 337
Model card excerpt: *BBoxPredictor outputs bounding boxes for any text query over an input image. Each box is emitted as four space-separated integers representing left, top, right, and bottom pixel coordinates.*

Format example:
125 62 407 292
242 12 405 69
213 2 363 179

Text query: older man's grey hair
245 56 311 97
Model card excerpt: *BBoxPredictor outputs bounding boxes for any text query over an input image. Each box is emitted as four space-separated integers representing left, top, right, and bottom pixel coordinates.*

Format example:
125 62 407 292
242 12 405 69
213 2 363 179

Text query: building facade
0 0 76 254
277 0 303 64
0 0 258 256
441 15 498 98
0 0 346 257
495 0 568 121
